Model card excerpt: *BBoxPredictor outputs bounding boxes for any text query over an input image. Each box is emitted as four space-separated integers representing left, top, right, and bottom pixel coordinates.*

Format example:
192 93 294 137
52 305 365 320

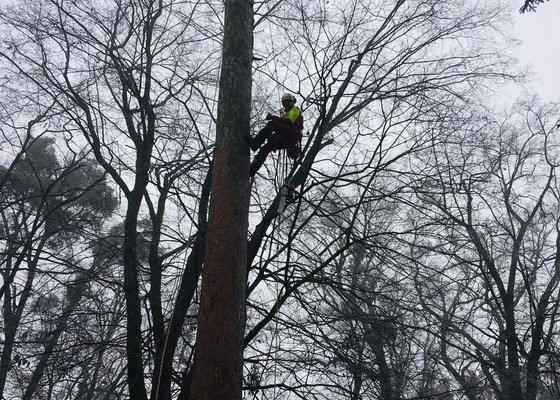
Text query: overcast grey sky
511 2 560 103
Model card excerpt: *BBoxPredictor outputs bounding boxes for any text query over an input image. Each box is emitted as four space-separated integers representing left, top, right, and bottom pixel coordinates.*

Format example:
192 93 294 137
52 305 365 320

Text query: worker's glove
265 113 274 120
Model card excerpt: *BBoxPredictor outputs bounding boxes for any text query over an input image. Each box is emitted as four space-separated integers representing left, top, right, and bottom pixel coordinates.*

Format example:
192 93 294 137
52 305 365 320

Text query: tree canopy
0 0 558 399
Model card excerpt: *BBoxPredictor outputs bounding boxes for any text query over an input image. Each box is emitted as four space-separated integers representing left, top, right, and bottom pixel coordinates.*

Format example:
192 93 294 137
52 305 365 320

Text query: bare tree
0 0 523 398
0 133 117 399
407 101 560 400
0 1 220 398
238 0 519 398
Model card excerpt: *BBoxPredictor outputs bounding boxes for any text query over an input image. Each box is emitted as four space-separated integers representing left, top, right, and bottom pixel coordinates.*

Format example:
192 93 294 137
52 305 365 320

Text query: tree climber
247 92 303 178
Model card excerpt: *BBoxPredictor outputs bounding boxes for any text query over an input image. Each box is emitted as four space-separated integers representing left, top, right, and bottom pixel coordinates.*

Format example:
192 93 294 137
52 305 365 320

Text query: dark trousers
250 121 300 177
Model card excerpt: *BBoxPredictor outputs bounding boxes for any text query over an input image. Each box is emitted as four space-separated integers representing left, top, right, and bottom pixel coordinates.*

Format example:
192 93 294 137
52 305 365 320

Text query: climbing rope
256 147 294 398
270 153 288 399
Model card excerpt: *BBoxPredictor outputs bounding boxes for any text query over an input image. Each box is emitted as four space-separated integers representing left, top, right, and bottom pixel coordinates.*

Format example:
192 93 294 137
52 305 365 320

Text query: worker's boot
248 123 273 151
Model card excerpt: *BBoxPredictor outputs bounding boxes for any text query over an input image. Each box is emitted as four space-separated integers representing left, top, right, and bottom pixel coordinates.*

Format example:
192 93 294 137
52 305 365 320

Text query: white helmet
281 92 296 103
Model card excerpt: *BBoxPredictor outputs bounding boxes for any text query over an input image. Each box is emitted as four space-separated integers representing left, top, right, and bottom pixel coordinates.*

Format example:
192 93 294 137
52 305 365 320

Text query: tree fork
190 0 253 398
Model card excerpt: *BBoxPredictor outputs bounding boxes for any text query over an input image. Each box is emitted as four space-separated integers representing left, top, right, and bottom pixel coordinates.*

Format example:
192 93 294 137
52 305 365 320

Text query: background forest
0 0 559 399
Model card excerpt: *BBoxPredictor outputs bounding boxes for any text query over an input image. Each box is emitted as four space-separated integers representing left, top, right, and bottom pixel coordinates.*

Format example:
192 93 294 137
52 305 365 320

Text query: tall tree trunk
189 0 253 398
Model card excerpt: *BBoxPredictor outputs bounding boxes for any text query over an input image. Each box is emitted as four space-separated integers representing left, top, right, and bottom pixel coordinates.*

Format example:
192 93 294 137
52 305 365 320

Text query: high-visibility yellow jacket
283 107 304 131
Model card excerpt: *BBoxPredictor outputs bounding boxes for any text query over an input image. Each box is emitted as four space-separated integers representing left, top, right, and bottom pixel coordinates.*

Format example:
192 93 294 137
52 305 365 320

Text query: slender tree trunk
189 0 253 398
0 235 46 396
503 297 524 400
154 165 212 400
22 275 89 400
0 287 17 395
123 191 149 400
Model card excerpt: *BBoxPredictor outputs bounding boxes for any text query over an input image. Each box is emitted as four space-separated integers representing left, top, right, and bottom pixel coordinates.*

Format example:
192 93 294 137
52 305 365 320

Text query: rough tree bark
189 0 253 398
